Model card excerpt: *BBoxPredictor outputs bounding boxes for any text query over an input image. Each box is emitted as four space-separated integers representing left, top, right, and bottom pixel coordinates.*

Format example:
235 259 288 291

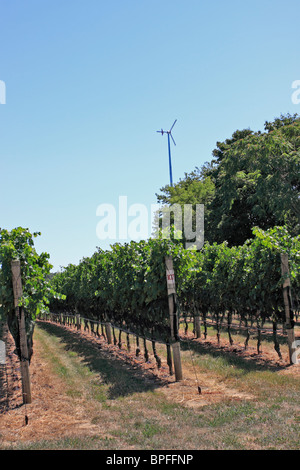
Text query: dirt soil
0 320 299 447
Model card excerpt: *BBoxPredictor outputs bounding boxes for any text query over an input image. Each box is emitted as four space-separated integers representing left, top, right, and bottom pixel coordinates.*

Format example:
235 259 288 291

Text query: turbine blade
170 133 176 146
170 119 177 132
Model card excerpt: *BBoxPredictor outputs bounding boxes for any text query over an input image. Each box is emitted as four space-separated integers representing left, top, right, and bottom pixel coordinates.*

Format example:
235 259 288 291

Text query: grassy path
0 320 299 450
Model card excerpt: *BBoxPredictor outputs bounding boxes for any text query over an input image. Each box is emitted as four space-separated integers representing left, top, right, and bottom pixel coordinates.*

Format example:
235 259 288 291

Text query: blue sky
0 0 299 271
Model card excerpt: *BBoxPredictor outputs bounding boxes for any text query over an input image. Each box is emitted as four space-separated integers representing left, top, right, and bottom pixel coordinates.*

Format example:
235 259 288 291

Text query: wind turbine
157 119 177 187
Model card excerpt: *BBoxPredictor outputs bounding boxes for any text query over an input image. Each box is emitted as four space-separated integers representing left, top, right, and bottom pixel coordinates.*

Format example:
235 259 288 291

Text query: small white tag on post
166 269 175 286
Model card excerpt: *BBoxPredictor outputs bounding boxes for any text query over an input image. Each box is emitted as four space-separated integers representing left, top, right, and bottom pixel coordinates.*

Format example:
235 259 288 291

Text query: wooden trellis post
105 322 113 344
76 312 81 330
280 253 296 365
194 315 201 339
11 260 32 404
165 256 183 381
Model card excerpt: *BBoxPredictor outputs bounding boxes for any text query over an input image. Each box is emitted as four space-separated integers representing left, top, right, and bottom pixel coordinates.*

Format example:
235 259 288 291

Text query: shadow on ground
36 321 170 400
180 335 289 375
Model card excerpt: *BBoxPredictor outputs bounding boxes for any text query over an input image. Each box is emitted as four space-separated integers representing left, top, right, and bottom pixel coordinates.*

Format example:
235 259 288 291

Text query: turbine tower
157 119 177 187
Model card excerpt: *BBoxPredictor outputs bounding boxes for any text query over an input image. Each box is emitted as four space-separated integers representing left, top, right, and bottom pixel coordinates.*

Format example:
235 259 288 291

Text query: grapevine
49 225 299 359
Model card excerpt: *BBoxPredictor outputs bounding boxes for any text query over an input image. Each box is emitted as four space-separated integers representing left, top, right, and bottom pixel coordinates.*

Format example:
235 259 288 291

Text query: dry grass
0 319 299 450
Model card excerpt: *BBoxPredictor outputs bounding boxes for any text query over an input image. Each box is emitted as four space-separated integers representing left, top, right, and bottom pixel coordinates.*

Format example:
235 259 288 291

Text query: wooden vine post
194 315 201 339
165 256 183 381
280 253 296 365
76 312 81 330
11 260 32 404
105 322 113 344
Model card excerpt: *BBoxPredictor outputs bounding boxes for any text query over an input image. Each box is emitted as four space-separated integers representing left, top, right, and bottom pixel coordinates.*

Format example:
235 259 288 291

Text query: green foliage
178 226 299 325
155 166 215 243
156 114 300 246
49 238 192 343
211 115 300 244
50 226 299 346
0 227 56 318
0 227 59 361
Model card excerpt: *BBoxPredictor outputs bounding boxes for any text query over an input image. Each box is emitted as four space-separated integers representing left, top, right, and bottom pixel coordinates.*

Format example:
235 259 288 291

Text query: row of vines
49 225 300 358
180 226 299 326
0 227 57 363
49 238 185 345
0 225 298 370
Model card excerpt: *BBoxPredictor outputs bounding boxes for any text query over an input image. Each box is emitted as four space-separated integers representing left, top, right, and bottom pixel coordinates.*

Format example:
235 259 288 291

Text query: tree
0 227 56 362
155 166 215 245
209 114 300 245
156 114 300 246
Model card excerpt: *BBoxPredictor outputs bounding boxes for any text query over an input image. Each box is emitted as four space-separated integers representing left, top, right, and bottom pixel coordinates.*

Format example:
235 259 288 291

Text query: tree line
156 113 300 246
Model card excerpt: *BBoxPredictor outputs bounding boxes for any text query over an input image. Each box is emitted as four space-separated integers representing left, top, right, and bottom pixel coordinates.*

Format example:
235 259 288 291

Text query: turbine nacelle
156 119 177 145
156 119 177 187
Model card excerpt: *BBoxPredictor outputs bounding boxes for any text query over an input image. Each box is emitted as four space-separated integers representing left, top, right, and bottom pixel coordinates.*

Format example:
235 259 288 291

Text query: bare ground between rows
0 320 299 447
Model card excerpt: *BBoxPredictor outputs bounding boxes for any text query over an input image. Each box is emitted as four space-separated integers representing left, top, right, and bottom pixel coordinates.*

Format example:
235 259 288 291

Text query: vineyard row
48 226 299 365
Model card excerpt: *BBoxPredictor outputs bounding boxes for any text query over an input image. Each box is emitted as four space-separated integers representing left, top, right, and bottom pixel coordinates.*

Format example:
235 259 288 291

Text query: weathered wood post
105 322 113 344
194 315 201 339
165 256 183 381
11 260 32 404
76 312 81 330
281 253 296 364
